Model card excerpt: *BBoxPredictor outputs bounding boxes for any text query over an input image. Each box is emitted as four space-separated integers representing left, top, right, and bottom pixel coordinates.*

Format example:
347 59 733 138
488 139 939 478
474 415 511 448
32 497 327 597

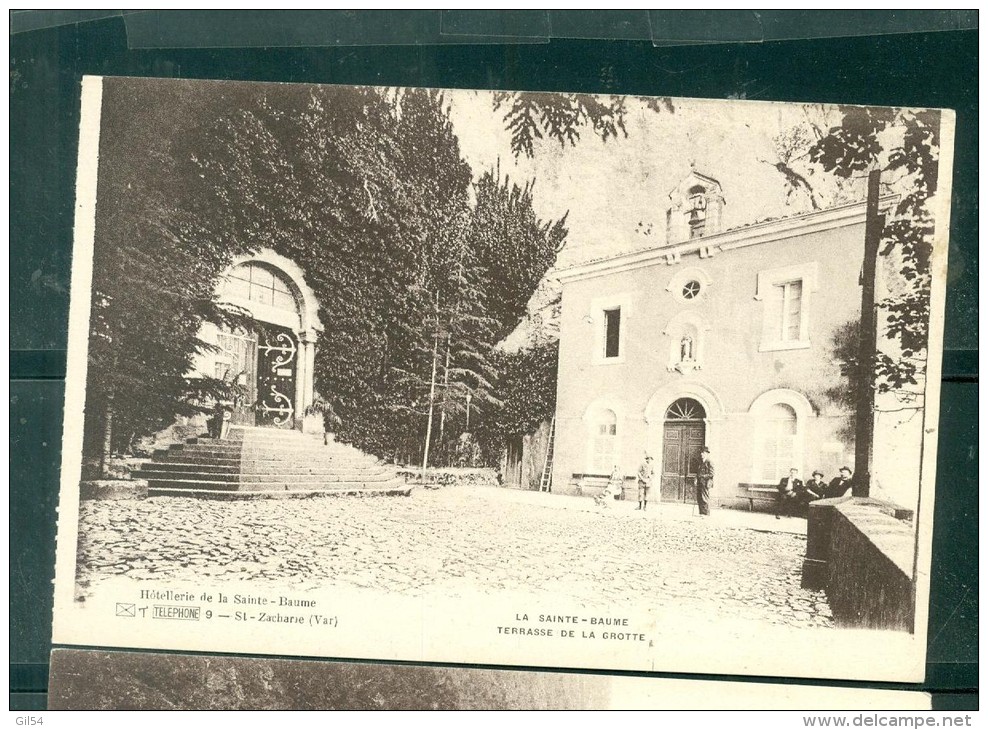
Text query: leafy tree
82 79 255 475
177 85 477 461
467 170 568 341
84 81 478 467
83 82 576 470
792 107 941 405
493 91 673 159
476 341 559 463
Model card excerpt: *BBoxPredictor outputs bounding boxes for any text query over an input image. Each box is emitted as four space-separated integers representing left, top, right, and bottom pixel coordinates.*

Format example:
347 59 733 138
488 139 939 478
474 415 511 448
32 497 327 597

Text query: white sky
446 91 852 268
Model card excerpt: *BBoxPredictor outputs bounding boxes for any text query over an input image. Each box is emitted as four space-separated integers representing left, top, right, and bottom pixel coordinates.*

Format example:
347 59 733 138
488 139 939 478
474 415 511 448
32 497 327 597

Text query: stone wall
398 467 498 489
803 497 915 632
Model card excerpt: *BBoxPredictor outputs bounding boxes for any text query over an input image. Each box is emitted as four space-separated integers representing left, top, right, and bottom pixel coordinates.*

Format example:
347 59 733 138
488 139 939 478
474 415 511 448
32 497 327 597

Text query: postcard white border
50 77 955 684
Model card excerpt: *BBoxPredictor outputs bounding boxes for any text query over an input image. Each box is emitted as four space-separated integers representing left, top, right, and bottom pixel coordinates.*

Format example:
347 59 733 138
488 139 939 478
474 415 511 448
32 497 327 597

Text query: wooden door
660 421 706 502
216 328 258 426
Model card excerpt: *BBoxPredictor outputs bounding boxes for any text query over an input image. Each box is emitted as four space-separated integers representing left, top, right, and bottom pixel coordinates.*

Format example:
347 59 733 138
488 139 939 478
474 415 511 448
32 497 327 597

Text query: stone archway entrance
659 397 707 503
212 251 322 430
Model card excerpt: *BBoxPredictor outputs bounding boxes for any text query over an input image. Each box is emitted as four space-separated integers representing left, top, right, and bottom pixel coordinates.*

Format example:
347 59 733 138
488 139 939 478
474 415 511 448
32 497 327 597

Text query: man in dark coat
803 470 828 503
696 447 714 516
827 466 855 498
776 467 803 519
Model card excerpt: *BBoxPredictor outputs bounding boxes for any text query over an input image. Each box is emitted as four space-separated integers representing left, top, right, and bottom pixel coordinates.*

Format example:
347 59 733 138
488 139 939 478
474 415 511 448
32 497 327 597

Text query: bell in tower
665 170 725 245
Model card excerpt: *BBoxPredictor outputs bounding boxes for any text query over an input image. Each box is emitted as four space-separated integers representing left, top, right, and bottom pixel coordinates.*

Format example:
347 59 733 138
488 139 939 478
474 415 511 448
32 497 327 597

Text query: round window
681 280 702 300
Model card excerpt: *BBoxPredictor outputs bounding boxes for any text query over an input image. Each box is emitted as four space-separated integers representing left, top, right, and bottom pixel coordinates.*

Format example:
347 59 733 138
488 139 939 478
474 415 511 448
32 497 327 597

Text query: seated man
828 466 855 499
790 469 827 518
801 470 828 503
776 467 802 519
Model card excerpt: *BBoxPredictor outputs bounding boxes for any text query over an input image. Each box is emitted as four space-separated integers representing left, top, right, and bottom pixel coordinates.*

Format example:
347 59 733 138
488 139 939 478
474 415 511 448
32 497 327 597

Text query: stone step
138 462 243 474
146 427 403 500
145 476 408 493
147 484 414 500
138 462 392 477
151 453 243 465
154 444 375 457
164 443 367 457
152 450 378 465
138 469 397 483
227 426 308 437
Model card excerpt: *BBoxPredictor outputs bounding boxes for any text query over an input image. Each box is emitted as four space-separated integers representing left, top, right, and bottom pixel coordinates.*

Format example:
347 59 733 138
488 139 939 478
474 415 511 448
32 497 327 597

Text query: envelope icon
116 602 136 617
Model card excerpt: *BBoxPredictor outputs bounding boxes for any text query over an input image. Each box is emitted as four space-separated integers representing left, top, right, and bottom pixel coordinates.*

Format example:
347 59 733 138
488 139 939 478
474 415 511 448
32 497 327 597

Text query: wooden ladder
538 415 556 492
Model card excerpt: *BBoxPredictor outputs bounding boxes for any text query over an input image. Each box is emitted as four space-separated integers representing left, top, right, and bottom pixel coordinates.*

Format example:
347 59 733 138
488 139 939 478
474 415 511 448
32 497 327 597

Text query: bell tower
665 170 726 245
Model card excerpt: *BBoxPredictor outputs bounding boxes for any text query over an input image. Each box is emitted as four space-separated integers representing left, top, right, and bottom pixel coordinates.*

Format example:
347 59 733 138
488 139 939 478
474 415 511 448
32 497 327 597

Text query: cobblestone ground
76 486 833 630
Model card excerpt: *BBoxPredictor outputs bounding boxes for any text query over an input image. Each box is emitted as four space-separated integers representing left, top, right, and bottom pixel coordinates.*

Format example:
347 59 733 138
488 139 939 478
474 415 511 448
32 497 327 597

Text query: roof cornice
556 196 897 284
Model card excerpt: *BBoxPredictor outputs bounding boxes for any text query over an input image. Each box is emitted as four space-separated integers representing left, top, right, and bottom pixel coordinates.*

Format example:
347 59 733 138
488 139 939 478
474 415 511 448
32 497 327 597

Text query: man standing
828 466 855 499
636 453 654 511
696 447 714 516
776 467 802 519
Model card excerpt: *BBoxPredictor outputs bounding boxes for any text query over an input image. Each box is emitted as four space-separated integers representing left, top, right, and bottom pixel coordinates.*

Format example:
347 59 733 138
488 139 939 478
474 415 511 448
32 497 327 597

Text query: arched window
222 262 299 316
757 403 798 483
591 409 618 473
665 398 706 421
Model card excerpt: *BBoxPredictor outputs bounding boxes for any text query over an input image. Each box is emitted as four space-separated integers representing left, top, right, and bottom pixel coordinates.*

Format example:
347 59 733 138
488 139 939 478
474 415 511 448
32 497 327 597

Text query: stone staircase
136 426 411 499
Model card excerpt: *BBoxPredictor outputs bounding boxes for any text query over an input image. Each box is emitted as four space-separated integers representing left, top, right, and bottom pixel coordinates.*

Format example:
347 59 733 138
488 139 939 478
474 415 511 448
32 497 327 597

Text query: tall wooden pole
853 169 884 498
421 294 441 481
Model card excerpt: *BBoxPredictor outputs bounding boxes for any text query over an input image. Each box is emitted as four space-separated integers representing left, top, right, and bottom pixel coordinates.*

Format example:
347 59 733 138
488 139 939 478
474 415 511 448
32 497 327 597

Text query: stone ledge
834 500 915 576
80 480 149 500
804 496 915 631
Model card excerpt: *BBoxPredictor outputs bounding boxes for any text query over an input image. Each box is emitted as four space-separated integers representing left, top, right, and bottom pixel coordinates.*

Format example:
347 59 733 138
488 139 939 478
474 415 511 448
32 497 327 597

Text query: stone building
550 170 910 510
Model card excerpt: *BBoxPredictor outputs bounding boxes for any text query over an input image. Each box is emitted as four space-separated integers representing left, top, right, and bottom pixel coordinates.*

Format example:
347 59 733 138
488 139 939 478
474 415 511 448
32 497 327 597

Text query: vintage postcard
52 76 954 682
48 649 932 710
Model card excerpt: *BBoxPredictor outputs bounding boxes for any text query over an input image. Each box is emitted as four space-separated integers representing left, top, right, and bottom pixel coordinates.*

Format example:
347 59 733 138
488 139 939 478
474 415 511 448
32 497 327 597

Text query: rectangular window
766 280 805 344
781 280 803 341
603 308 621 358
756 262 817 353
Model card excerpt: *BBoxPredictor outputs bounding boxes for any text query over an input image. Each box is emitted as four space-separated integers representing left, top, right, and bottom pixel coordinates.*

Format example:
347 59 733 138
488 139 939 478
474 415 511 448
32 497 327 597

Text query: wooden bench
741 486 778 512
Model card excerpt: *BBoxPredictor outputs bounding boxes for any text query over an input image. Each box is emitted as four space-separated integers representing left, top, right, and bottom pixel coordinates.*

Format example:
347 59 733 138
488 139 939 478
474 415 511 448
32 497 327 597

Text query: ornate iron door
255 325 298 428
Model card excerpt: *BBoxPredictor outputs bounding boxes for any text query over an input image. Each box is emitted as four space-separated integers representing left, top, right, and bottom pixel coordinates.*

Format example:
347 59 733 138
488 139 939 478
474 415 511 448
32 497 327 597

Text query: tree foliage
477 341 559 460
803 106 941 398
82 80 257 470
84 80 568 469
466 170 568 342
493 91 673 159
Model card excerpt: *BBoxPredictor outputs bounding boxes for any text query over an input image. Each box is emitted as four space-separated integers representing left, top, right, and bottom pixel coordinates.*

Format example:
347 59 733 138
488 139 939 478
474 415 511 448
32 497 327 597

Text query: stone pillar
292 329 318 430
299 329 317 413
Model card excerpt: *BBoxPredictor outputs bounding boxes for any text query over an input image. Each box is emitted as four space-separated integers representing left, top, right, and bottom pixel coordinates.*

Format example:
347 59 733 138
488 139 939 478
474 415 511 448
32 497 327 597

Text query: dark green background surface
9 10 977 709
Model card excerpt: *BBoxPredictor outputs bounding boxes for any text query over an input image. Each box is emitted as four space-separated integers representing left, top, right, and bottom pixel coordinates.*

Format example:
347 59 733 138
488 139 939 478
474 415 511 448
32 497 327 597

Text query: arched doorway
659 397 707 503
211 251 323 430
